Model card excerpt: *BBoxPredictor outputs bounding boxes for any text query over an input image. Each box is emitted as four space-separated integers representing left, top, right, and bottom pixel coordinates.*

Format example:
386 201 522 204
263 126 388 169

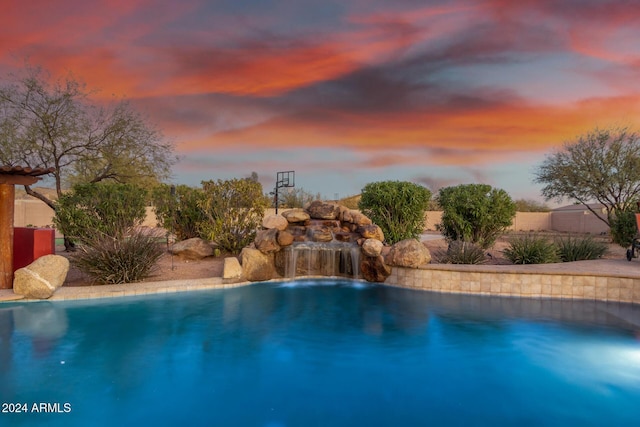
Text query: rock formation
241 200 409 283
240 248 275 282
13 255 70 299
169 237 214 260
385 239 432 268
222 257 243 281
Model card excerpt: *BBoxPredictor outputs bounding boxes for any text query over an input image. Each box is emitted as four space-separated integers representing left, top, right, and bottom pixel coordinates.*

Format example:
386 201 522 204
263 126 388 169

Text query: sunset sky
1 0 639 203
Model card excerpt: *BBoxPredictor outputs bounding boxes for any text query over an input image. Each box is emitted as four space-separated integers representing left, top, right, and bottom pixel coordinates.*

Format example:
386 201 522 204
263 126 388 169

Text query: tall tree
535 127 640 226
0 65 176 210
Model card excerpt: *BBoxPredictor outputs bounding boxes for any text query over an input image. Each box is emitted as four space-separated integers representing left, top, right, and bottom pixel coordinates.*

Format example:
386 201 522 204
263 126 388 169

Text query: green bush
54 182 147 243
358 181 431 245
71 227 164 284
437 184 516 249
198 178 270 254
54 182 163 284
152 184 206 240
556 235 608 262
503 234 560 264
609 209 638 248
440 240 486 264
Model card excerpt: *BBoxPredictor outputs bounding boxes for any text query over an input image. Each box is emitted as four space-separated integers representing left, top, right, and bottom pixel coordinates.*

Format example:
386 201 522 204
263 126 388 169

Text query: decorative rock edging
385 264 640 304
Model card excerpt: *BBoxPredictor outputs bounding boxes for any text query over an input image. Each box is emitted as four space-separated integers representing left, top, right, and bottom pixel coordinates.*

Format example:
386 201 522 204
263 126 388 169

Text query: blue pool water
1 279 640 426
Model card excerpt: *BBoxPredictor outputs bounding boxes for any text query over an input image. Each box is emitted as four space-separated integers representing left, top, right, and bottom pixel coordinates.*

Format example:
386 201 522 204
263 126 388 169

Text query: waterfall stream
279 242 361 279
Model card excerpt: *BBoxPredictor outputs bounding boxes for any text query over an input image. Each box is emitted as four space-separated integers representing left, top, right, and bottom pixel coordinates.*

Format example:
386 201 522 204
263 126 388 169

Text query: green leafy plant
440 240 486 264
556 235 608 262
437 184 516 249
54 182 147 243
54 182 163 284
152 184 206 240
503 234 560 264
609 209 638 248
358 181 431 244
71 226 164 284
198 178 270 254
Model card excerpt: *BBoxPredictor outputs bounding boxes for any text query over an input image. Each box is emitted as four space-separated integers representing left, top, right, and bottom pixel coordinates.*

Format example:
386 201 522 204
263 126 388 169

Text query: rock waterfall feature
233 201 432 283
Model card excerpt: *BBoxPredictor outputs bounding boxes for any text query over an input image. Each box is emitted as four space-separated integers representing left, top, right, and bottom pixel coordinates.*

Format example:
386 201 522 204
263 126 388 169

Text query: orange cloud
175 94 640 168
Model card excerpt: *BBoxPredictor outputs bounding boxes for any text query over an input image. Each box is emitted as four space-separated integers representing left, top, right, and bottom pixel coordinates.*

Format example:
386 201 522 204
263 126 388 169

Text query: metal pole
275 186 279 214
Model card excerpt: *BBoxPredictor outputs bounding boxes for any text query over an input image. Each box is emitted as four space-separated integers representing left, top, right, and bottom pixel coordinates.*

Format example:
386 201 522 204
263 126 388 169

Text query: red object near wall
12 227 56 272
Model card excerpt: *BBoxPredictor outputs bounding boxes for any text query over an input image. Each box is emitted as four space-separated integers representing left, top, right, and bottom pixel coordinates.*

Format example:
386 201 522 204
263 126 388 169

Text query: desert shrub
514 199 551 212
358 180 431 244
503 234 559 264
556 235 608 262
609 209 638 248
152 184 206 240
54 182 147 243
198 178 270 254
278 187 322 208
441 240 486 264
71 226 164 284
437 184 516 249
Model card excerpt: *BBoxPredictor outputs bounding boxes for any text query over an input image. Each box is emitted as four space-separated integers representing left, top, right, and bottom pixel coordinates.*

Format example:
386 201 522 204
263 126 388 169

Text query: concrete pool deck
1 256 640 304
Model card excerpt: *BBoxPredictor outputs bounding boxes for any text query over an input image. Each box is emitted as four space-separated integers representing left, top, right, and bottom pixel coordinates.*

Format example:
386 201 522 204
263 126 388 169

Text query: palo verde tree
535 126 640 227
0 65 176 211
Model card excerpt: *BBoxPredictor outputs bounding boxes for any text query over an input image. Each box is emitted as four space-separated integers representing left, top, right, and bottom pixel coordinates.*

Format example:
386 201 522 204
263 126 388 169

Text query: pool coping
1 258 640 304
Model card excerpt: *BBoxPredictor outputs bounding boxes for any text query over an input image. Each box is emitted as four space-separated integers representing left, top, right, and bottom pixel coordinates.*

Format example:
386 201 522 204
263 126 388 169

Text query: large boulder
386 239 431 268
282 209 311 223
307 201 339 220
262 214 288 231
222 257 243 280
349 210 372 226
13 255 70 299
360 255 391 283
276 230 294 246
362 238 383 257
255 228 281 253
240 248 275 282
337 205 350 222
170 238 214 260
357 224 384 242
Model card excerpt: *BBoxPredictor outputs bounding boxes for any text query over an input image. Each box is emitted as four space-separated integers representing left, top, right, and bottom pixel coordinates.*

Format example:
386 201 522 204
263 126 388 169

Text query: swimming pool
1 279 639 426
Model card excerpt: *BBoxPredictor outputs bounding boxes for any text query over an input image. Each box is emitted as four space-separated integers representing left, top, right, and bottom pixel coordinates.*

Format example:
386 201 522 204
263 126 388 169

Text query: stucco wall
13 201 611 235
14 200 157 228
551 211 609 234
425 211 553 232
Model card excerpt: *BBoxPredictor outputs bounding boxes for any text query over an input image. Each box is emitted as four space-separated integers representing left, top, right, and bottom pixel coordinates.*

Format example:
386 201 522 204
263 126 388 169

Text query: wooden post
0 183 15 289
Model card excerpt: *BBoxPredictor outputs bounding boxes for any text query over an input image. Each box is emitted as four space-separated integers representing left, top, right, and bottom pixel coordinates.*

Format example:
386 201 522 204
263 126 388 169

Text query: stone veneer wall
385 265 640 304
